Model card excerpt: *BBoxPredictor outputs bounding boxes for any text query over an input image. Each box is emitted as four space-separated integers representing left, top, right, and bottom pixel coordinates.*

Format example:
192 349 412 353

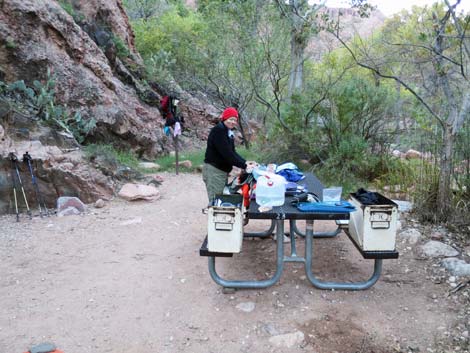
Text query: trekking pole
9 152 32 219
23 152 49 217
9 154 20 222
174 134 179 175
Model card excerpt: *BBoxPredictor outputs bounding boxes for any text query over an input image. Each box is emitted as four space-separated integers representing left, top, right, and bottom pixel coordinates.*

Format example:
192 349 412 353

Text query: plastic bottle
255 173 286 207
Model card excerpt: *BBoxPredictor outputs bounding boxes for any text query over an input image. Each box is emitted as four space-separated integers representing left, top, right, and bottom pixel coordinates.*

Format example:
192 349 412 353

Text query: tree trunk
437 124 454 220
288 31 305 97
287 0 308 99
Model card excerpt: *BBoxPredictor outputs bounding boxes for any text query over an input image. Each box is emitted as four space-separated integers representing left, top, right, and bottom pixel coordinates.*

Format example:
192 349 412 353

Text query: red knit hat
220 107 239 121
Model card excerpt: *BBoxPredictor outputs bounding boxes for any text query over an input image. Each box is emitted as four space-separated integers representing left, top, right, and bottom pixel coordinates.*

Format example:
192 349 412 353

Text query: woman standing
203 107 256 203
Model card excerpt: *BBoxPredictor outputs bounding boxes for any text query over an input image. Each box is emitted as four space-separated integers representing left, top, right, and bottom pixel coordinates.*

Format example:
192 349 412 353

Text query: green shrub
112 35 130 59
58 0 74 17
84 144 139 169
5 39 16 49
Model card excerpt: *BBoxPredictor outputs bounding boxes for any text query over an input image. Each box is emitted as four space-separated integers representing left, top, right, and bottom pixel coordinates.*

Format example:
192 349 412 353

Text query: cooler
348 192 398 251
208 194 244 253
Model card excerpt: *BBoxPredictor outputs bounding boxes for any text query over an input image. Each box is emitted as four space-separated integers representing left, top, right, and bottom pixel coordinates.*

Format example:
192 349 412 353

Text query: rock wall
0 103 114 214
0 0 219 214
0 0 217 158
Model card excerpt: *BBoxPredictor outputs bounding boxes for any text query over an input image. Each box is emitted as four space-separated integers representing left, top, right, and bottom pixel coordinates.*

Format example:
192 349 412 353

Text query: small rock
59 162 74 170
391 149 403 158
430 232 444 241
269 331 305 348
262 323 279 336
138 162 160 170
119 217 142 226
399 228 421 244
405 149 422 159
236 302 255 313
94 199 105 208
176 160 192 168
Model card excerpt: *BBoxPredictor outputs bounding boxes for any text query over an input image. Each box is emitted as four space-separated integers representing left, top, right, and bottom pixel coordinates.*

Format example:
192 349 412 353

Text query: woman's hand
245 161 258 173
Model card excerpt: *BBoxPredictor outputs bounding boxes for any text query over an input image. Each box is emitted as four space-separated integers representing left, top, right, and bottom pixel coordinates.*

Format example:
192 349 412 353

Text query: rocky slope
0 0 217 214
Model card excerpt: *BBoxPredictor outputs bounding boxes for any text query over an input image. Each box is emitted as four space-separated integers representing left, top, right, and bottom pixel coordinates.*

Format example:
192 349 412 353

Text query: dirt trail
0 173 460 353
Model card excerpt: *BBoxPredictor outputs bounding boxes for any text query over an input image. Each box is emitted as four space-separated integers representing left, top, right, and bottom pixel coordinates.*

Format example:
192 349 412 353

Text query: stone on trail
118 183 160 201
94 199 106 208
138 162 160 170
175 160 192 168
268 331 305 348
56 196 87 216
415 240 459 259
441 258 470 276
399 228 421 244
120 217 143 226
236 301 255 313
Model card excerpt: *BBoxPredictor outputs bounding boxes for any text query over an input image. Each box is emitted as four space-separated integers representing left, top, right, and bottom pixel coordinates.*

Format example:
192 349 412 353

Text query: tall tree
275 0 322 98
330 0 470 221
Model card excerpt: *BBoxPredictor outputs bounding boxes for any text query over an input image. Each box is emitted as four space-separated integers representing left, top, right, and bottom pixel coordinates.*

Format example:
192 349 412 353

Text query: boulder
118 183 160 201
414 240 459 259
441 258 470 277
57 196 87 213
405 149 422 159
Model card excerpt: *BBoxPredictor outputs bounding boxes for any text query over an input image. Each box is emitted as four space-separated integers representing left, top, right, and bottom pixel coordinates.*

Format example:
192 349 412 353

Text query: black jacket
204 122 247 173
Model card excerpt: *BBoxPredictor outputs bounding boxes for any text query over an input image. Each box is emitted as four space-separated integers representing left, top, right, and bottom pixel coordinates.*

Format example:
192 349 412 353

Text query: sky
312 0 470 17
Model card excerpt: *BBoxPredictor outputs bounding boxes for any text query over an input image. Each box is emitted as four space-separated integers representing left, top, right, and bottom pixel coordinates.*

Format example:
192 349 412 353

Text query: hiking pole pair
8 152 32 222
23 152 49 218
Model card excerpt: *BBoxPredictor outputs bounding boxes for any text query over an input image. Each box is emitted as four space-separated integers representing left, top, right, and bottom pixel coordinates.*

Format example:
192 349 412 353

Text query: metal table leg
292 220 341 238
243 219 275 238
304 220 382 290
208 220 285 289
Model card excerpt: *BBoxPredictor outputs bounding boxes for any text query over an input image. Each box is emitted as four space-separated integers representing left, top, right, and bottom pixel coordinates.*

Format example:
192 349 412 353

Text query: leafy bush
112 35 130 59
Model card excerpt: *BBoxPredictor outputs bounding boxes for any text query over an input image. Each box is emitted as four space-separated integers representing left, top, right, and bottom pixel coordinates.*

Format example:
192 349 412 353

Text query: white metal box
207 195 244 253
348 192 398 251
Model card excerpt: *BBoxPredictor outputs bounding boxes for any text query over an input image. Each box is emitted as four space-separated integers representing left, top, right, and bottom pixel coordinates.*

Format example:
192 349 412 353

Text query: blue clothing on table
275 162 305 182
296 200 355 213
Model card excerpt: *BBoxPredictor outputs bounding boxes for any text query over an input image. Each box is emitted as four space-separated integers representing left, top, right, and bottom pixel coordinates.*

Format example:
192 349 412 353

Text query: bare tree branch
329 30 445 128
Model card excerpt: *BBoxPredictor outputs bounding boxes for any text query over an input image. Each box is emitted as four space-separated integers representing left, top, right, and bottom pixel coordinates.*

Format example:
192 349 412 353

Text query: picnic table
200 173 398 291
